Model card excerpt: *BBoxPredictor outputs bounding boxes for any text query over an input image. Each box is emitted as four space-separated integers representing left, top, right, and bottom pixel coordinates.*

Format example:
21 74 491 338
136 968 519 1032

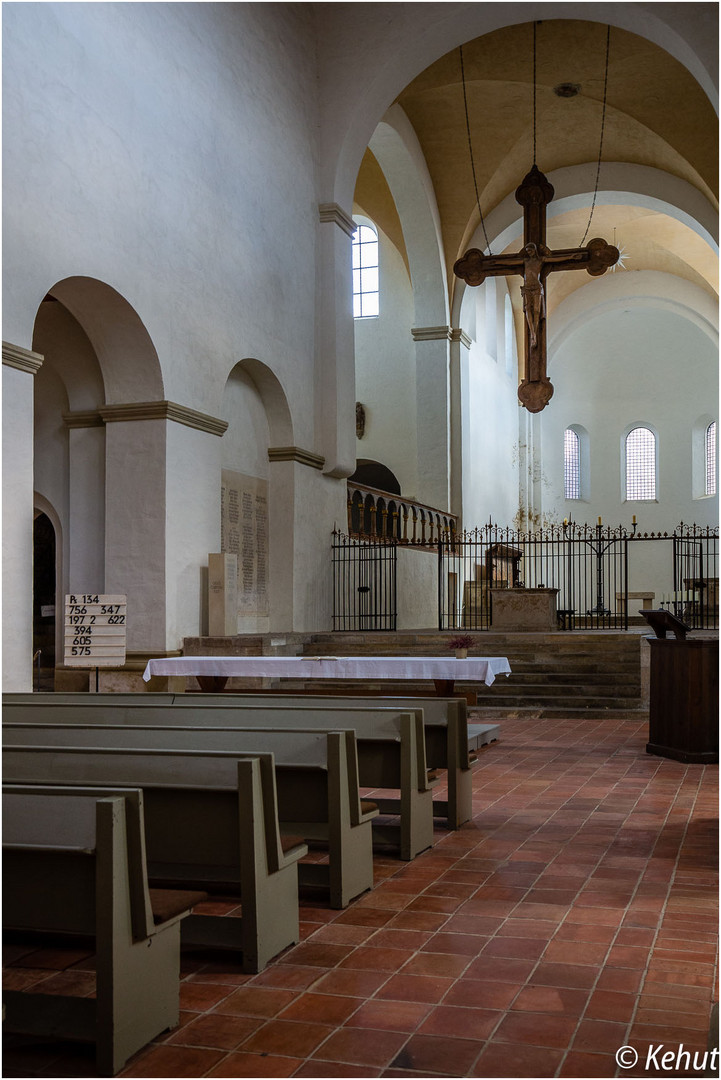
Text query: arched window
352 222 379 318
625 426 656 500
705 421 717 496
564 428 581 500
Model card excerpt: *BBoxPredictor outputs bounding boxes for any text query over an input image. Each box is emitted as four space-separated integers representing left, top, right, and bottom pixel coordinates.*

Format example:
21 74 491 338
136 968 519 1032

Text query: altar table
142 655 512 696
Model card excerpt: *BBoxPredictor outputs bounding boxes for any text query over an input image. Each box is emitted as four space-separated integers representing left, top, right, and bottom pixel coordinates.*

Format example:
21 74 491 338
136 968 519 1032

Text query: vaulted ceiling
354 19 718 315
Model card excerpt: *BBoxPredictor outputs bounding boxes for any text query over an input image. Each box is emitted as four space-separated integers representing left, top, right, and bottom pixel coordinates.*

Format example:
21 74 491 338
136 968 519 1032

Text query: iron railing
439 523 718 631
332 531 397 631
332 522 718 632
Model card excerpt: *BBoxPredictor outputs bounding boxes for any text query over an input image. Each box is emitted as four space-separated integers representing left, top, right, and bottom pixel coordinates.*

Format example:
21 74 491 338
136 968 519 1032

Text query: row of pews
2 690 498 1074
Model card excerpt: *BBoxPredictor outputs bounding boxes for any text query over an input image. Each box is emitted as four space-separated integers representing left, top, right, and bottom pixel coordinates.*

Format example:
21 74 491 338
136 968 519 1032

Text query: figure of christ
520 242 588 349
453 166 618 412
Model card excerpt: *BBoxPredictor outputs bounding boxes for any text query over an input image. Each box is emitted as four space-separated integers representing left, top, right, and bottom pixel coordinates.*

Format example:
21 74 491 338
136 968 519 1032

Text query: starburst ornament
609 228 629 272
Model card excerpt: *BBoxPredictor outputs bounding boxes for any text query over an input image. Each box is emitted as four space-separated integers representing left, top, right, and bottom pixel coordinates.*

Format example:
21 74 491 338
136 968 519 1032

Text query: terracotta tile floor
3 715 718 1078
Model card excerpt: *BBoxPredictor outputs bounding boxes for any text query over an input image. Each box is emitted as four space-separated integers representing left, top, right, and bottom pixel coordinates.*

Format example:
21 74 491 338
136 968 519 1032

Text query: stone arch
368 107 449 328
30 279 169 659
45 276 164 404
325 8 717 208
350 459 402 495
220 357 295 633
33 494 63 688
230 357 294 448
548 271 718 357
451 165 718 328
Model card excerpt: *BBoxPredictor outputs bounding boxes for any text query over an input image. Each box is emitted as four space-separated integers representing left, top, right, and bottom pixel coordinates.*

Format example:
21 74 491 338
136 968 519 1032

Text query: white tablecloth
143 655 511 686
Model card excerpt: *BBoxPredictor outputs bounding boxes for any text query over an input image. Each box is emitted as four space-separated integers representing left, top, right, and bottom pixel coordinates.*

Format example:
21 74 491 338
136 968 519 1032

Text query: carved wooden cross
454 165 619 412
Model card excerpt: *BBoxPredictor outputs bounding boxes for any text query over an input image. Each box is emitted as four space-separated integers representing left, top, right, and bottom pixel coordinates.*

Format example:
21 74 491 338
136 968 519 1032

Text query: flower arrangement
447 635 475 650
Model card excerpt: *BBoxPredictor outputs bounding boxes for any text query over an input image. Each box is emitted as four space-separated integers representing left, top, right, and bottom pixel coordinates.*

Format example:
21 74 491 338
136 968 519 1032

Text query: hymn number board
64 594 127 667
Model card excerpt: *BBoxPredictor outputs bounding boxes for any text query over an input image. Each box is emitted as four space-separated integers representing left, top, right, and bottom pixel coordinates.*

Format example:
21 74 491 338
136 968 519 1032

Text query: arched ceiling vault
354 18 718 322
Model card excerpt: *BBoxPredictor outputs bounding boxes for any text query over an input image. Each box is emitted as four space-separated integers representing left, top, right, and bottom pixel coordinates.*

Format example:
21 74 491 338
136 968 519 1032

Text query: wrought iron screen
332 531 397 630
672 525 719 629
438 524 630 631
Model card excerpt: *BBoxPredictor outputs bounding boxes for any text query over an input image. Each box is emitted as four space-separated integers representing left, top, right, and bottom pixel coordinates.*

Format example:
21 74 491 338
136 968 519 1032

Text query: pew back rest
3 732 357 831
4 694 460 769
4 783 156 938
3 752 301 875
3 705 426 789
3 788 157 941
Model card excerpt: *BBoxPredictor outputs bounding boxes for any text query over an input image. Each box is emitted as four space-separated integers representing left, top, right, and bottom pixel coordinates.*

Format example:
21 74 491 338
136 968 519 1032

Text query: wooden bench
3 697 433 860
3 727 373 910
3 785 206 1075
5 692 492 829
2 749 310 970
204 693 500 827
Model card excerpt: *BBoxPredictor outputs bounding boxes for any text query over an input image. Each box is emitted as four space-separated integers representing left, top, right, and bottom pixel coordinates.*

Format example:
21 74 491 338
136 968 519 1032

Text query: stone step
487 660 638 678
476 695 643 710
278 678 642 707
470 706 649 721
483 682 641 698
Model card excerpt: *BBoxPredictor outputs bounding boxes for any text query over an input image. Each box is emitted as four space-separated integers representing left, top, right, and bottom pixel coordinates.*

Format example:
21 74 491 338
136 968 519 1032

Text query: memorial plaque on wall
221 470 269 616
64 594 127 667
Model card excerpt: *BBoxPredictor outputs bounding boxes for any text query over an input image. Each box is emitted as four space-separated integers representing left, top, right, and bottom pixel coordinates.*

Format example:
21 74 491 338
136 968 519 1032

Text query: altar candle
632 515 636 524
598 516 602 526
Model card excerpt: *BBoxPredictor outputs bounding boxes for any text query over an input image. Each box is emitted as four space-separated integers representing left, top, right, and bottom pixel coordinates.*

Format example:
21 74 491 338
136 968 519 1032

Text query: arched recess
220 358 295 633
31 279 169 661
548 271 718 357
47 277 164 404
33 496 62 691
368 106 448 328
363 106 452 511
350 459 402 495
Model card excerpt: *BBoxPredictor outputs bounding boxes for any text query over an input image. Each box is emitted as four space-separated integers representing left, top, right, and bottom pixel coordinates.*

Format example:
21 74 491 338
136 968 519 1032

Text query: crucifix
454 164 619 412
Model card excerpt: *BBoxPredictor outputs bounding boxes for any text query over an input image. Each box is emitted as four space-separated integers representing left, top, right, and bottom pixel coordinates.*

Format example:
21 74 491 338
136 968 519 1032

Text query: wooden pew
4 692 498 828
2 750 309 970
3 698 433 860
190 692 498 829
3 785 205 1075
2 729 374 910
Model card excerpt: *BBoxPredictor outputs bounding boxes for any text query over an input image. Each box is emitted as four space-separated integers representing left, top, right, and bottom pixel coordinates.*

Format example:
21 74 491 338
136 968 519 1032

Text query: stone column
449 328 472 521
317 203 356 480
100 400 227 653
411 325 452 512
267 445 341 632
3 342 43 690
63 410 106 593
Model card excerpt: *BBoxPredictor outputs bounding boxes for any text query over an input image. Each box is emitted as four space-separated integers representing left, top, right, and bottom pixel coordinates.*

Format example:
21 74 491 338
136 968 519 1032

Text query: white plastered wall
460 280 523 529
3 3 339 646
540 271 718 598
353 225 418 496
3 362 39 690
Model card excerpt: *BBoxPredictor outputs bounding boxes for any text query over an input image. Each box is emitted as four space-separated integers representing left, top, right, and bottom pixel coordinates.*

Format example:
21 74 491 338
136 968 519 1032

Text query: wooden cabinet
647 638 719 763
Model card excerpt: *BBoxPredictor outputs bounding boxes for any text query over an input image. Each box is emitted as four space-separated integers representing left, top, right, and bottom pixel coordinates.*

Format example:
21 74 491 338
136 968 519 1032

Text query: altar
143 654 512 696
490 587 559 631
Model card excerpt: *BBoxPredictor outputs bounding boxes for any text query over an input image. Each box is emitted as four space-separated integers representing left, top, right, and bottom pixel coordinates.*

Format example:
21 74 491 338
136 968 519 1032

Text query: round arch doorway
33 512 56 690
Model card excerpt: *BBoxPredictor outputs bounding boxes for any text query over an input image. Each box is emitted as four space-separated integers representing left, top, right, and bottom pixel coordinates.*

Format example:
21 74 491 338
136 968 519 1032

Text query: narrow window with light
705 421 717 496
352 223 379 318
625 426 656 500
564 428 580 499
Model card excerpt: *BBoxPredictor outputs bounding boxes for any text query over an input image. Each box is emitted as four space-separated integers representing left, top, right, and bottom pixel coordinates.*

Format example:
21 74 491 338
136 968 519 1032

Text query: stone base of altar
490 587 559 631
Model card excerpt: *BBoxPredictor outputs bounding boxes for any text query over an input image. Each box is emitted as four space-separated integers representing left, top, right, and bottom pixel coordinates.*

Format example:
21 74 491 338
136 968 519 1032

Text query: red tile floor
3 715 718 1078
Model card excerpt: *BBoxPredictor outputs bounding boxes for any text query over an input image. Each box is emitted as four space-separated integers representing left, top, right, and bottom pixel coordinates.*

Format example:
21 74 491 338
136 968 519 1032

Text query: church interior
2 3 718 1077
